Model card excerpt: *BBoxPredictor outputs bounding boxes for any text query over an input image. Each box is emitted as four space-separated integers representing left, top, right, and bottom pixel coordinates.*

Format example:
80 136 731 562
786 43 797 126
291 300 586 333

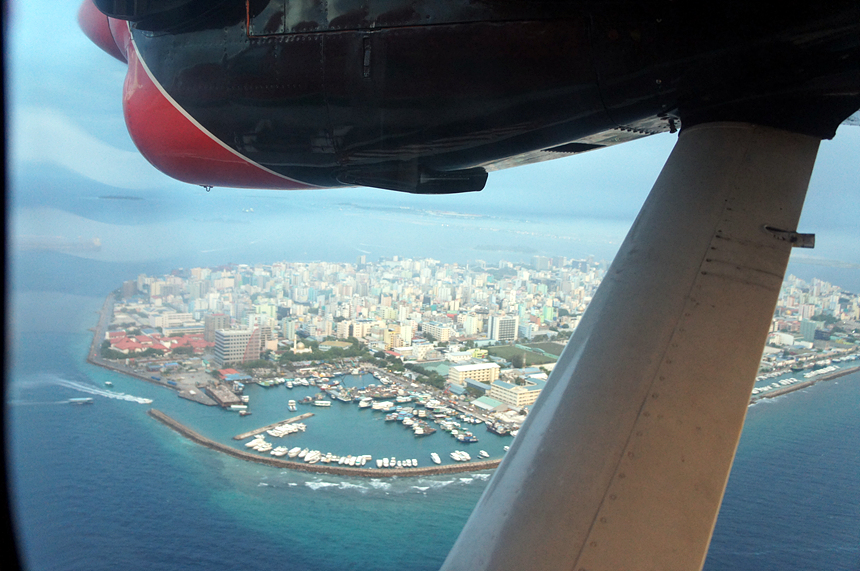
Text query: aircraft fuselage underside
88 0 860 192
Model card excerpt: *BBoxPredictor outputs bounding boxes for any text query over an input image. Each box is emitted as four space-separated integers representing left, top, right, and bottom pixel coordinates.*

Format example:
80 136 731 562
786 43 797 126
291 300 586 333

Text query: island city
86 255 860 475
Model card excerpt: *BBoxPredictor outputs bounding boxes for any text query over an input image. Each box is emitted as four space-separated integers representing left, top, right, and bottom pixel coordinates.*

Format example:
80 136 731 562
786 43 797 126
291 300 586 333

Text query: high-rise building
281 318 297 341
213 329 253 367
121 280 137 299
489 314 519 343
532 256 551 270
204 313 230 342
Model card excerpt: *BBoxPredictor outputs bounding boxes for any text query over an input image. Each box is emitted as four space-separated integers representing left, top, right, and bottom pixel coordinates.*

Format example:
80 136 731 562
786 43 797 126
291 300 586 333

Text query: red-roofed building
112 339 145 353
218 368 241 380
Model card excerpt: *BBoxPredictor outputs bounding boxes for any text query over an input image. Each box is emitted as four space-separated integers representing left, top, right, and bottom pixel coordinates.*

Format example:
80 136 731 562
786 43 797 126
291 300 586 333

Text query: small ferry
313 400 331 407
69 397 94 405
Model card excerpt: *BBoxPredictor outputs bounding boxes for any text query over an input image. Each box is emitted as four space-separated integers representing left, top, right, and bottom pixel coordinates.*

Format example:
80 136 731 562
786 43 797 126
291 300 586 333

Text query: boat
486 422 510 436
239 410 252 416
104 381 113 386
287 447 302 458
313 400 331 407
68 397 94 405
431 452 441 464
298 448 309 458
479 450 490 458
288 399 297 412
412 458 418 467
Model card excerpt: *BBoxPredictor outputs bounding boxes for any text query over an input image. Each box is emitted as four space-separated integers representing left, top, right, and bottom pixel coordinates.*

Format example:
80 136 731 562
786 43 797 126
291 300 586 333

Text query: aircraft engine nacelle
80 0 860 193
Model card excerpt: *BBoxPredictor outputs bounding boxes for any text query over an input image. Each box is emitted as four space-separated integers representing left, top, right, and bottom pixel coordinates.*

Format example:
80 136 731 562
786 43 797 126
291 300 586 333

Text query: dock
149 409 502 478
233 412 315 440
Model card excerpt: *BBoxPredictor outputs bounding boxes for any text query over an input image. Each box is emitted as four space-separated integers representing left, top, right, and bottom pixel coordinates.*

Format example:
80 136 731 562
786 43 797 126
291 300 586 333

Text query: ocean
7 190 860 570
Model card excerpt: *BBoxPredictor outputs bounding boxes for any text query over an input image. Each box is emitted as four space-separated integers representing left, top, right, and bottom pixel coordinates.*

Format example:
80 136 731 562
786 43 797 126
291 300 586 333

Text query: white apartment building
489 314 519 343
447 363 500 386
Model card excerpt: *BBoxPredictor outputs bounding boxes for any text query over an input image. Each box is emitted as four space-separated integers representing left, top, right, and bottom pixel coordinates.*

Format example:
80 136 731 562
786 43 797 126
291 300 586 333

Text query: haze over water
8 192 860 570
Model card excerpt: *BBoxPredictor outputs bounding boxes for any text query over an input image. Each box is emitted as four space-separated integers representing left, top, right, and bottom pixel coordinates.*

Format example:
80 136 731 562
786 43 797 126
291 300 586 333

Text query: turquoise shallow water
10 306 860 570
8 239 860 570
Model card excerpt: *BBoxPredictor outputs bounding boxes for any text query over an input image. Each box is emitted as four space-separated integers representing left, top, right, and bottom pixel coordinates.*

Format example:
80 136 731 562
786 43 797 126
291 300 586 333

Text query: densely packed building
118 256 606 361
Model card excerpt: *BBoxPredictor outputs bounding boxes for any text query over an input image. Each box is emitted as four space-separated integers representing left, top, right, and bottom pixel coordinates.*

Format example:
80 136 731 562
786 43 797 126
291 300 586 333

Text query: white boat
313 400 331 407
288 400 297 412
286 381 293 388
376 459 383 468
298 448 309 458
431 452 441 464
287 447 302 458
412 458 417 467
382 458 389 468
479 450 490 458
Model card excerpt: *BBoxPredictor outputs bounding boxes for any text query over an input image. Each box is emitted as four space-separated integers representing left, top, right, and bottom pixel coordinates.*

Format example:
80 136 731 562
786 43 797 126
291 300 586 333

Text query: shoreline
91 294 858 476
749 364 860 404
148 409 501 477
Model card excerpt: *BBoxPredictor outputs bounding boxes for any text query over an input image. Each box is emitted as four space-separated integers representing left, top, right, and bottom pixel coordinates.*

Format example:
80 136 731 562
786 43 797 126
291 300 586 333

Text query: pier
149 409 502 477
749 363 860 403
233 412 315 440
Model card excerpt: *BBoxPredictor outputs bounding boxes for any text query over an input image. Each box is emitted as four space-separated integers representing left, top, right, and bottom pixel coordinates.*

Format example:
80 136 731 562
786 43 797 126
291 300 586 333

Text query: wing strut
441 122 821 571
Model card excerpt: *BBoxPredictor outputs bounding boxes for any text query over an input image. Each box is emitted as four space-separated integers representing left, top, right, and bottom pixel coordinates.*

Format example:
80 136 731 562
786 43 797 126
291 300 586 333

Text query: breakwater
750 363 860 404
233 412 315 440
148 409 502 477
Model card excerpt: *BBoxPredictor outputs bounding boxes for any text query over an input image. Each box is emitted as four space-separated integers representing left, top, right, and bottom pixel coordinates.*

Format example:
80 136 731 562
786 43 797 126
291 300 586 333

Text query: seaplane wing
78 1 860 569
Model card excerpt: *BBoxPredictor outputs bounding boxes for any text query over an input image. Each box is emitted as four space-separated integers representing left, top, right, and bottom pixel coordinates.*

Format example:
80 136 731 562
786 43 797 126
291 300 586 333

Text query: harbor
233 412 315 440
86 294 860 477
149 409 502 477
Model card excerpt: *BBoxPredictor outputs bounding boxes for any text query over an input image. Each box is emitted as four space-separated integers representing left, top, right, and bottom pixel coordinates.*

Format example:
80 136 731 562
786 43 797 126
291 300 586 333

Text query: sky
7 1 860 266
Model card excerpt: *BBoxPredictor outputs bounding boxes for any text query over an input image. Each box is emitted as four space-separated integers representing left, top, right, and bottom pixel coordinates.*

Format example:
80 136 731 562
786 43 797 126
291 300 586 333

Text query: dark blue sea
8 186 860 570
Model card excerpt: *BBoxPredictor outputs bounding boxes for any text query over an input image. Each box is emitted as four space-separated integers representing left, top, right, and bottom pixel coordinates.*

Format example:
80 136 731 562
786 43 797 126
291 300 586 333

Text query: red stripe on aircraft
77 0 127 63
123 40 317 190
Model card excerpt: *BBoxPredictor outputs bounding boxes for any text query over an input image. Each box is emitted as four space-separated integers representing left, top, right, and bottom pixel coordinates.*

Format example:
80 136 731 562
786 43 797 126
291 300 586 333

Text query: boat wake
54 378 153 404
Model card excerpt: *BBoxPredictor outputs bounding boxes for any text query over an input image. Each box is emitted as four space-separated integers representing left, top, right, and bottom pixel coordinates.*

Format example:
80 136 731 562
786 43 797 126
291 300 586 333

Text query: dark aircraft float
80 1 860 569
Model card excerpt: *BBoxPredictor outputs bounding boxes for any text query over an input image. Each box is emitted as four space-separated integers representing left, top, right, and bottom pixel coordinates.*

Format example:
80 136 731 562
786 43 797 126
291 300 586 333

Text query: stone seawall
148 409 501 477
750 364 860 403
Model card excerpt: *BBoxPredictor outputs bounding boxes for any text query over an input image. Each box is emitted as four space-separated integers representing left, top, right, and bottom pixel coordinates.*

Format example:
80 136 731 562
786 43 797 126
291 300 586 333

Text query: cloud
10 106 168 189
